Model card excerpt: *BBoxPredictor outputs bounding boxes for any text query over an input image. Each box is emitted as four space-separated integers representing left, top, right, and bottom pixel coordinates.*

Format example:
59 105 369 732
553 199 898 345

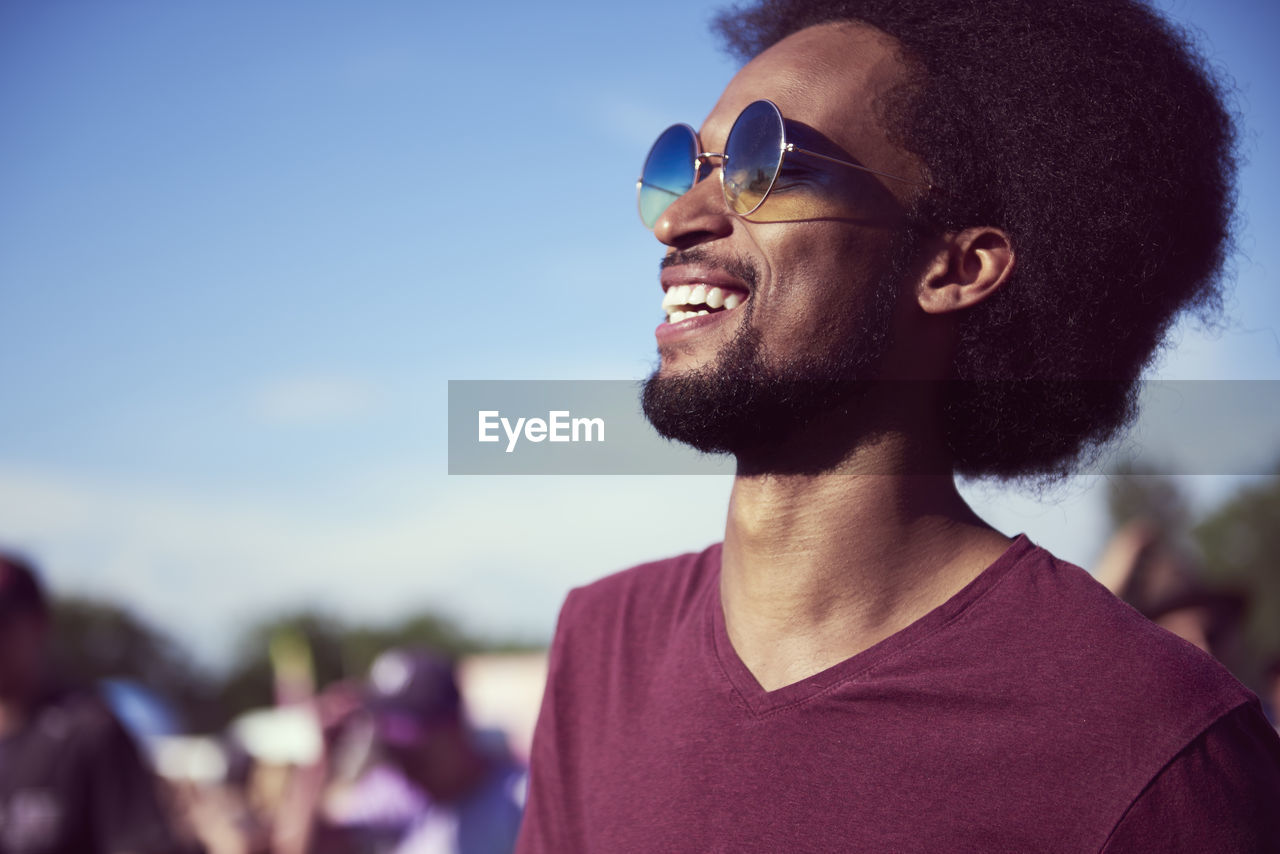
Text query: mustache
660 248 761 291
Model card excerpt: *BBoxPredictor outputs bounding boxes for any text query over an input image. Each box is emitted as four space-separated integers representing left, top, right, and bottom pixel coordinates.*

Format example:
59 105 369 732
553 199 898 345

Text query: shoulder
995 540 1250 719
32 686 129 747
1101 700 1280 851
543 544 721 695
557 542 721 639
976 539 1259 791
18 687 148 783
916 538 1273 843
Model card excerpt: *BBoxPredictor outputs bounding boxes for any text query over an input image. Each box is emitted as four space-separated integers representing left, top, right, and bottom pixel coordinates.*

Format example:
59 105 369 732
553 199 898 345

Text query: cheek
759 227 894 305
755 227 904 349
748 190 843 224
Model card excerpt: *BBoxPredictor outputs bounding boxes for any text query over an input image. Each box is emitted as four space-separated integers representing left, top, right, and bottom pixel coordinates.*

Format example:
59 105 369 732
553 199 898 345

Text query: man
0 553 187 854
518 0 1280 850
278 649 524 854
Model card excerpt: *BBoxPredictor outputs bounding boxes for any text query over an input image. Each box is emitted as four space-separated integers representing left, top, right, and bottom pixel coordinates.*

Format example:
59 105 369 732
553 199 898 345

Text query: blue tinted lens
638 124 698 228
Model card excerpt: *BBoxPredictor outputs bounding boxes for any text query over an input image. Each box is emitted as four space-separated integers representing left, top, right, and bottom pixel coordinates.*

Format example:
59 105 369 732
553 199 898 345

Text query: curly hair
714 0 1238 480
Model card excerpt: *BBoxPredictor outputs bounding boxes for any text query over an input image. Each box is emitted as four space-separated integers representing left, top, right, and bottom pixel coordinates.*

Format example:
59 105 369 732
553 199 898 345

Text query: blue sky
2 0 1277 667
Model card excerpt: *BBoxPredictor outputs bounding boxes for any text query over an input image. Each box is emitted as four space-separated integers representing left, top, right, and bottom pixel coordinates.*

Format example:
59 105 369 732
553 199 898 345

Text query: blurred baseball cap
0 553 47 621
365 648 461 747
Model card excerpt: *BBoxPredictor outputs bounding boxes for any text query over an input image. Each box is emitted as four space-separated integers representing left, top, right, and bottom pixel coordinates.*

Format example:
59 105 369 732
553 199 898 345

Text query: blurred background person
1266 660 1280 730
276 648 524 854
1096 521 1249 665
0 552 192 854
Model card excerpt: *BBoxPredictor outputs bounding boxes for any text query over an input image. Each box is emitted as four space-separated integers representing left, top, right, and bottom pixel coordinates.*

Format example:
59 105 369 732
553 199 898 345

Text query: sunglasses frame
637 99 927 227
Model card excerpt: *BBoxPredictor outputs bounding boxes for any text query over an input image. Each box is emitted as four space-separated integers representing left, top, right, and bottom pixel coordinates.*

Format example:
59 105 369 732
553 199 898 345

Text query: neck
721 430 1010 691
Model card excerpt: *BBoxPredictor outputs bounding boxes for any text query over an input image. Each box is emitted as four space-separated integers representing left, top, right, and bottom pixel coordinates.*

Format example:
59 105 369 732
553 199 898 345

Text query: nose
652 168 735 251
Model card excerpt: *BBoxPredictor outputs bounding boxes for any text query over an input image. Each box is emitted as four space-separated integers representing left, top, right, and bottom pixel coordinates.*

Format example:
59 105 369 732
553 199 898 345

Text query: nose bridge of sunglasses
695 151 725 182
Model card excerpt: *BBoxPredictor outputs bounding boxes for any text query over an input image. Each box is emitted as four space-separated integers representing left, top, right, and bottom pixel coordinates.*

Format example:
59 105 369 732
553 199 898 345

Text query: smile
661 284 747 324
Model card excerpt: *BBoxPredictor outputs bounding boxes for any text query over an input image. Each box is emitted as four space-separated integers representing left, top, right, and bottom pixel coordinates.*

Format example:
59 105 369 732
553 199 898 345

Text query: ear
915 227 1014 314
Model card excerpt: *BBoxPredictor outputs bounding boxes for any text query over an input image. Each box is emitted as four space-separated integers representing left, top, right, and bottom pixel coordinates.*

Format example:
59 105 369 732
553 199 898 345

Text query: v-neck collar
707 534 1035 717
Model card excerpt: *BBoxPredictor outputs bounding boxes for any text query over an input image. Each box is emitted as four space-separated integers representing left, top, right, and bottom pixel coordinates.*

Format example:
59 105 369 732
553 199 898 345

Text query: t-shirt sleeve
515 590 582 854
84 708 185 854
1101 699 1280 853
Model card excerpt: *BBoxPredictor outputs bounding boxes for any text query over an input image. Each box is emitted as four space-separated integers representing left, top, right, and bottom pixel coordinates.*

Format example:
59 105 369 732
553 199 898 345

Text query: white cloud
0 462 733 667
591 96 682 148
250 375 380 424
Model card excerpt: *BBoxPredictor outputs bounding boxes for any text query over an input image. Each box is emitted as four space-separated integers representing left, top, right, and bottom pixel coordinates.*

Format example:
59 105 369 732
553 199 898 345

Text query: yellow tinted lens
722 101 784 215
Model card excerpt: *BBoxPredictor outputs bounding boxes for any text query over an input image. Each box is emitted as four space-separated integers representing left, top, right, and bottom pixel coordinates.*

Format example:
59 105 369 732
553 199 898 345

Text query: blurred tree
217 608 536 723
1105 461 1192 534
1194 469 1280 668
49 599 545 733
49 596 222 732
340 612 481 677
218 611 349 719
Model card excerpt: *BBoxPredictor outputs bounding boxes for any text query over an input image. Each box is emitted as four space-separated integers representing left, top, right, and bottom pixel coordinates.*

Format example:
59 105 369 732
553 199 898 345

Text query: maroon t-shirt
518 536 1280 852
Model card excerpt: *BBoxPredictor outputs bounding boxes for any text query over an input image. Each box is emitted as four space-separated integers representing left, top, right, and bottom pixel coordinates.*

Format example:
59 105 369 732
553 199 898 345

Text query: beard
641 227 923 471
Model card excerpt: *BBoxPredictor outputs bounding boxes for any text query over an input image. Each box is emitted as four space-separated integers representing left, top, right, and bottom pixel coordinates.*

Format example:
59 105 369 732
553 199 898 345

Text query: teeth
665 308 714 323
661 284 748 323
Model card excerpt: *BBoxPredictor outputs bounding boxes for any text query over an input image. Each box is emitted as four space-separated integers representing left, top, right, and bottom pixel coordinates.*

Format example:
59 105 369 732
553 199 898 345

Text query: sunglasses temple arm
785 144 923 187
636 180 685 199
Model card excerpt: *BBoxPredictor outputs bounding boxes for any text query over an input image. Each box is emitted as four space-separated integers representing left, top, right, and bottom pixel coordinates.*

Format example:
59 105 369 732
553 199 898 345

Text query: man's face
641 23 929 463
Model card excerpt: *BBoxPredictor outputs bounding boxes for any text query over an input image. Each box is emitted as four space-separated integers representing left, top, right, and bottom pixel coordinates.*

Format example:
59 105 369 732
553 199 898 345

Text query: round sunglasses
636 99 924 228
